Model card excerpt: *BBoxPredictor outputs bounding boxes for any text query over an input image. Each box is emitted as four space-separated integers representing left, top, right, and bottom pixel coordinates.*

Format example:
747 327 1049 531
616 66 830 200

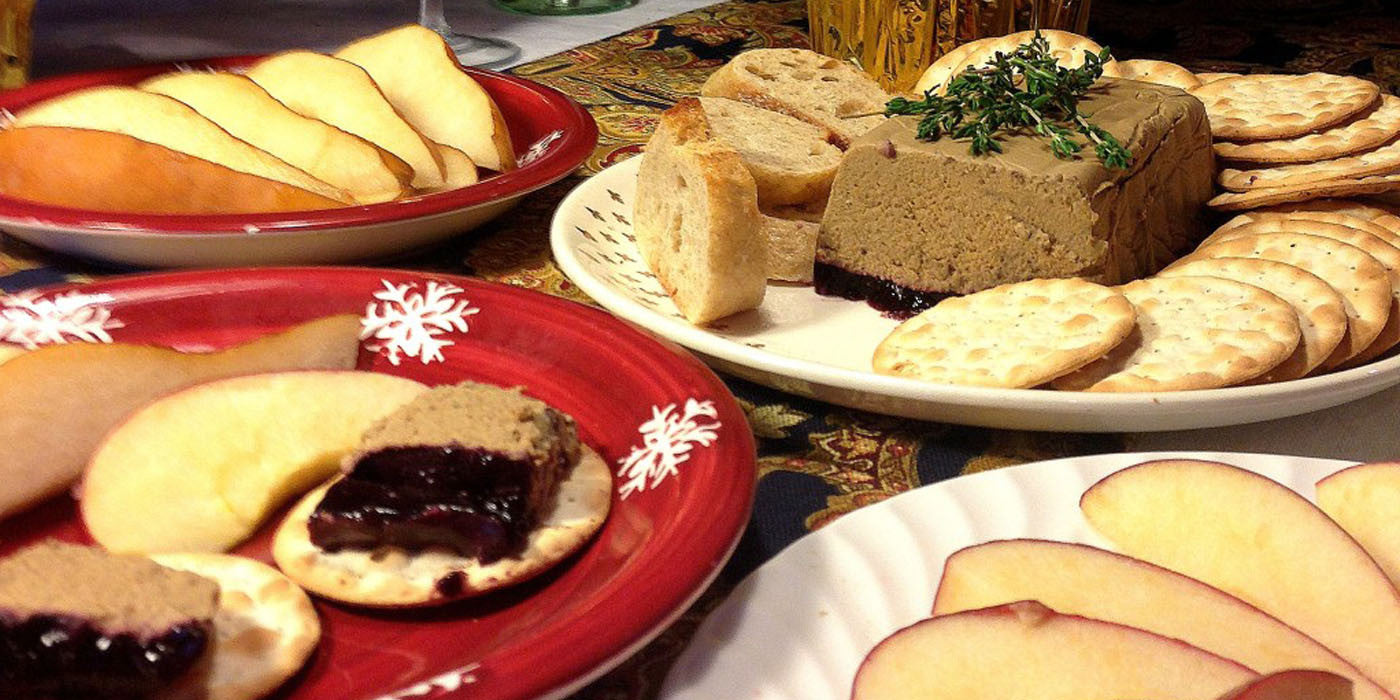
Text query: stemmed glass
492 0 637 16
419 0 521 68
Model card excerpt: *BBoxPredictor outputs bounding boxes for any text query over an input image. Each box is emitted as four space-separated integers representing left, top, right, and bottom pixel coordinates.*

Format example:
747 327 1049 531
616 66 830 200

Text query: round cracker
1100 59 1200 91
1197 219 1400 368
150 553 320 700
273 446 613 608
1219 136 1400 192
1051 276 1300 392
1157 258 1346 381
1195 72 1242 84
1207 174 1400 211
913 30 1104 95
1215 95 1400 164
1192 73 1381 140
1252 198 1397 221
1216 210 1395 239
1173 232 1391 369
872 278 1136 388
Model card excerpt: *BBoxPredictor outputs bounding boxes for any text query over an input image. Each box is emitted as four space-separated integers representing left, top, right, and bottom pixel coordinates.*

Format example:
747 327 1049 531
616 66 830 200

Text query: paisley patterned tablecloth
2 0 1398 697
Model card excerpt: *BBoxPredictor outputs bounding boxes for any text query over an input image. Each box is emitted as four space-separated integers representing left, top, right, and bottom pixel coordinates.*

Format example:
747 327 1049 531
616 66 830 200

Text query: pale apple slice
934 540 1391 700
245 51 447 189
1317 462 1400 588
1219 671 1353 700
1081 459 1400 697
0 344 25 365
82 370 428 554
335 24 516 173
851 600 1255 699
139 71 413 204
10 86 353 204
431 142 479 191
0 314 363 521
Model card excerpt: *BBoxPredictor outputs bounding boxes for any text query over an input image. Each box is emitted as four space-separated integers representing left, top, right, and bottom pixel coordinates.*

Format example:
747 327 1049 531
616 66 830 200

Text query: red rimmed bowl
0 58 597 268
0 267 755 699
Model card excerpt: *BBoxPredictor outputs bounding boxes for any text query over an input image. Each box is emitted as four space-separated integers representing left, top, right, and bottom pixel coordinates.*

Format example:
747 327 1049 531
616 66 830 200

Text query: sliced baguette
0 126 346 213
701 48 891 148
635 98 765 325
139 71 413 204
759 213 819 283
11 86 353 204
698 96 841 207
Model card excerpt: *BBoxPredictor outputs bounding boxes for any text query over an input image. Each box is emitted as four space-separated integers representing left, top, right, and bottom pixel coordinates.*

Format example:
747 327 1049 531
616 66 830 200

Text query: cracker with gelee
1190 73 1380 141
1050 277 1301 392
1156 258 1347 381
872 278 1136 388
1207 174 1400 211
1218 136 1400 192
1214 95 1400 165
1170 232 1392 369
1100 59 1200 91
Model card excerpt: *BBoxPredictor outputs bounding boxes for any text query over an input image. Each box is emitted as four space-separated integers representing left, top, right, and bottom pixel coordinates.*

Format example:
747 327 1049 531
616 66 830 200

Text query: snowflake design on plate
0 291 124 349
376 664 480 699
360 280 480 366
618 398 721 499
519 129 564 167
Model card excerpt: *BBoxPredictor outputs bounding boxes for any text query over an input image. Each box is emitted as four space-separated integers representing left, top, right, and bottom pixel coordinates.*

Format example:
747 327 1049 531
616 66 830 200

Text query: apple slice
82 370 428 554
431 142 479 191
1317 462 1400 588
933 540 1390 700
139 71 413 204
245 51 447 189
0 344 25 365
10 86 352 204
0 314 364 521
1081 459 1400 697
336 24 516 173
851 600 1255 699
1219 671 1353 700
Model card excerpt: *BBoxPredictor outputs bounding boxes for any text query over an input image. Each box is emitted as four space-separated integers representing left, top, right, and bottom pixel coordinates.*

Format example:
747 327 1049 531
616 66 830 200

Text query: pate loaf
635 98 766 324
817 78 1214 311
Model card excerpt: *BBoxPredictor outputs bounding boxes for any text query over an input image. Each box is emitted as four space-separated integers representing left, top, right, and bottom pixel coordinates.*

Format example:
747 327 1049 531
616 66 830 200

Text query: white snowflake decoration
618 399 721 499
360 280 480 366
519 129 564 167
0 291 124 349
377 664 479 699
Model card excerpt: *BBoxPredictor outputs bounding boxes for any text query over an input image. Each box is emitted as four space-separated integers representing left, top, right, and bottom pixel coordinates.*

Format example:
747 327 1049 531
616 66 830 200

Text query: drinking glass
420 0 521 68
808 0 1092 92
493 0 637 16
1 0 35 90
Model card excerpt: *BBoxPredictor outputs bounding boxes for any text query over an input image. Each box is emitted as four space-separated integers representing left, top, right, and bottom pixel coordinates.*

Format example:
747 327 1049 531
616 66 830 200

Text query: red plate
0 59 597 267
0 267 755 700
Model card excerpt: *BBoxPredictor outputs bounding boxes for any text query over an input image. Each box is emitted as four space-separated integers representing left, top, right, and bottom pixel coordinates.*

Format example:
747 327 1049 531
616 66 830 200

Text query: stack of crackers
875 203 1400 391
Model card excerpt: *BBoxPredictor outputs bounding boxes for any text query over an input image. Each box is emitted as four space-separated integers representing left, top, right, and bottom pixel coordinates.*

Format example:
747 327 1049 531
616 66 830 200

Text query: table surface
4 0 1400 697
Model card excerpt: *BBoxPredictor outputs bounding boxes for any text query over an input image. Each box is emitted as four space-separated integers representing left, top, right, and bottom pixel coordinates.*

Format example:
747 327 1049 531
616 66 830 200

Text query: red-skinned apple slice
1218 670 1353 700
1081 459 1400 698
851 600 1256 699
1316 462 1400 588
81 370 428 554
933 540 1390 700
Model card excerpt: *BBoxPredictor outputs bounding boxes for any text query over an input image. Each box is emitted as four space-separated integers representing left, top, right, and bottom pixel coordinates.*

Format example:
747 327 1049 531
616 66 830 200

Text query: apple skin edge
1217 670 1354 700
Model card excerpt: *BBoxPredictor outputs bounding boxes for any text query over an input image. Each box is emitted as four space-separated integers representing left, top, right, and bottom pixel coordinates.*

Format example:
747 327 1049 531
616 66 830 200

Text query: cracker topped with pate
274 381 612 607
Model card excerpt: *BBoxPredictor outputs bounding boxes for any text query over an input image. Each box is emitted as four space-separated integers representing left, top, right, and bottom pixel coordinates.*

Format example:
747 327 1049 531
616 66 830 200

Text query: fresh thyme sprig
886 33 1133 169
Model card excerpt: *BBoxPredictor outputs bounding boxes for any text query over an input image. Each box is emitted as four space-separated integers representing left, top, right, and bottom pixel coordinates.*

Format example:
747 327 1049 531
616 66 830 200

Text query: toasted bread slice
0 126 345 213
698 96 841 207
335 24 516 173
635 98 765 325
10 87 353 203
245 51 447 189
701 48 891 148
140 71 413 204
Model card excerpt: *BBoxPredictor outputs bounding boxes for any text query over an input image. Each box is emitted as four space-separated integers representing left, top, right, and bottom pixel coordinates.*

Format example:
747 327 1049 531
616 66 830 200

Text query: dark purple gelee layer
308 446 538 563
0 613 208 698
813 261 953 318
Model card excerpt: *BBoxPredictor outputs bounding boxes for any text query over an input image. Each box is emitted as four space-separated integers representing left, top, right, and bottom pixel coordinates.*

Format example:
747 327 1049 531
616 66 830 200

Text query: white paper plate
550 156 1400 432
658 450 1355 700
